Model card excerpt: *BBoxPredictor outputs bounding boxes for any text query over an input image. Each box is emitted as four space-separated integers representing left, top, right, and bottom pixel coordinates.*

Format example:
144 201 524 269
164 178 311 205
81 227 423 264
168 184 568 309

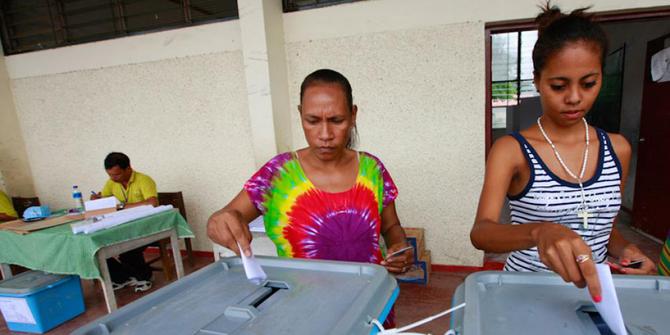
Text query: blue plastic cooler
0 270 85 333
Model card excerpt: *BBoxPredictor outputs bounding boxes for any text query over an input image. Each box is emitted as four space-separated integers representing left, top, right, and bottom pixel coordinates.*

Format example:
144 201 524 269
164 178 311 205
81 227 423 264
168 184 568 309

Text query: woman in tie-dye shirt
207 69 412 274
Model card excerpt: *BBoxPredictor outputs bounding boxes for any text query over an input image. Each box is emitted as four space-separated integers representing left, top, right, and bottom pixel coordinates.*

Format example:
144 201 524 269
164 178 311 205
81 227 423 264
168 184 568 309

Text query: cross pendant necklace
537 117 592 229
578 208 594 229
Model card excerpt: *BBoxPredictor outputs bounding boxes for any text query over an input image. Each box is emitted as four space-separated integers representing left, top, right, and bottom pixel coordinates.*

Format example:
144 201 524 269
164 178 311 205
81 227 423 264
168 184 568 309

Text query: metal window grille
0 0 238 55
282 0 362 13
491 30 539 107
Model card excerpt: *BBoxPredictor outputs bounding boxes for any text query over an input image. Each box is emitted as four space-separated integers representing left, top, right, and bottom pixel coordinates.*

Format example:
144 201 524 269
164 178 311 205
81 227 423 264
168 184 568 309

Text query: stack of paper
71 205 173 234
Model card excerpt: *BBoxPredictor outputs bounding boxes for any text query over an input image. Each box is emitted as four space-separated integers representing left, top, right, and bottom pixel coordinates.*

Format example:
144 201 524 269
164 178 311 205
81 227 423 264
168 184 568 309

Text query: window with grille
0 0 238 55
282 0 362 13
491 30 538 129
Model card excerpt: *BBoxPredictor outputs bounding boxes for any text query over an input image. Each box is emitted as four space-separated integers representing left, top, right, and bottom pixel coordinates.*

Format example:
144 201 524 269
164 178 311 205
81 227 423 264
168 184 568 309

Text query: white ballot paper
594 263 627 335
237 242 267 285
84 197 117 212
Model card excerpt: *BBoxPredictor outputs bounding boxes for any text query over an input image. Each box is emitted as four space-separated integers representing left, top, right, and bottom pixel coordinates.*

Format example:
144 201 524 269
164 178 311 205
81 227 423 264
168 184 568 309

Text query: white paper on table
0 297 36 324
594 264 627 335
71 205 172 234
84 197 118 212
237 242 267 285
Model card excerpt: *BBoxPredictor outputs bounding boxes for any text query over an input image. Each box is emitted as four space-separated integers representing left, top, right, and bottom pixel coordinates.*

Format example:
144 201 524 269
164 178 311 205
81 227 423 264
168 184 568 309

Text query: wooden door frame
483 6 670 159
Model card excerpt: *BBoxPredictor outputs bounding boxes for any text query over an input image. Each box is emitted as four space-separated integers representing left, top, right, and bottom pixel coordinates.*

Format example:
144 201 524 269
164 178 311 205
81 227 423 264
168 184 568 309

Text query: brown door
632 33 670 240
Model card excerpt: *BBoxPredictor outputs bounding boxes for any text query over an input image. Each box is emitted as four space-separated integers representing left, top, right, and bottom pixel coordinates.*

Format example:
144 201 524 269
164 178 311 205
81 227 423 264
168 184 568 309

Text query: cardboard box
404 227 425 254
421 250 432 275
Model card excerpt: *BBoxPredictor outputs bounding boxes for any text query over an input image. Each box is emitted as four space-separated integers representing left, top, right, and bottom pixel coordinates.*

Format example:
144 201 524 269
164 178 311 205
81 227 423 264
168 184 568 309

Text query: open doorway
484 7 670 264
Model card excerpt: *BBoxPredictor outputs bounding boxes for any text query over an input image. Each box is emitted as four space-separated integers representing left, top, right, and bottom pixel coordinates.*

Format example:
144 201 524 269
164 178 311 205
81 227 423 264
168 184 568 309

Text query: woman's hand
615 244 656 275
207 209 252 257
382 243 414 274
533 222 602 302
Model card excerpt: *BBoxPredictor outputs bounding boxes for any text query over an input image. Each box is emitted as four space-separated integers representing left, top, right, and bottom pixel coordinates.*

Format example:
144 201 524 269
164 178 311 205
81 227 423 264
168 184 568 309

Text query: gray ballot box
74 256 398 335
450 271 670 335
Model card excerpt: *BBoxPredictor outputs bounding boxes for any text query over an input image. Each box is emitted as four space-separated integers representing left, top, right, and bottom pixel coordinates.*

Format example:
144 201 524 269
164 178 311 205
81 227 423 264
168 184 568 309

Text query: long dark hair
299 69 358 148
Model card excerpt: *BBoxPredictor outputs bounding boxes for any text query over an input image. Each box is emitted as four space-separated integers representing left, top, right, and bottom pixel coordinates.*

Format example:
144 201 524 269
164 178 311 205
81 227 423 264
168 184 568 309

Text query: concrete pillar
238 0 293 167
0 45 35 197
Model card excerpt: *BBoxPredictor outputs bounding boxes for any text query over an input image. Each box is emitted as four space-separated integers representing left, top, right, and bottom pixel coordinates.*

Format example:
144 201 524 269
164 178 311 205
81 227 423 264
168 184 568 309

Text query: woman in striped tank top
471 4 656 303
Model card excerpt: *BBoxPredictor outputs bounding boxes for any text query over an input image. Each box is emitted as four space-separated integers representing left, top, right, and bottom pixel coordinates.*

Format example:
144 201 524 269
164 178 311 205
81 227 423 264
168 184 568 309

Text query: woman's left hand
616 244 657 275
381 243 414 274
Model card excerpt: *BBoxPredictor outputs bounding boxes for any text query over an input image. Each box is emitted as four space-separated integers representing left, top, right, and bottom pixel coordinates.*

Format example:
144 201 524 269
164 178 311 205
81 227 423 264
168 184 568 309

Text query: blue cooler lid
0 270 66 295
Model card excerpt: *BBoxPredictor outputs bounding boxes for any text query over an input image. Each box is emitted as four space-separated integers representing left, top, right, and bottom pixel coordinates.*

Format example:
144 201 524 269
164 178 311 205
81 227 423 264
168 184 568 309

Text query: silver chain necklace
537 116 593 229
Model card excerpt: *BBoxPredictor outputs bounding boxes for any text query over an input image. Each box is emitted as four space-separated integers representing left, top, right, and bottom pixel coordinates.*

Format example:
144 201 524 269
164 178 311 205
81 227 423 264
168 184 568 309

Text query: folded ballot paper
71 205 173 234
594 263 627 335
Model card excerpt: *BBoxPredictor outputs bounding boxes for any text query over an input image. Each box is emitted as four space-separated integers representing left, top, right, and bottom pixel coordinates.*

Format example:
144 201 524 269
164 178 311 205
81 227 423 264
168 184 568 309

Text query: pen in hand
385 245 413 260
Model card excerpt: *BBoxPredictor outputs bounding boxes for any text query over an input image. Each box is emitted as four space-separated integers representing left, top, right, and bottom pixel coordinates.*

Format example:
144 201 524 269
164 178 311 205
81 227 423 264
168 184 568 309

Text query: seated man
94 152 158 292
0 190 18 222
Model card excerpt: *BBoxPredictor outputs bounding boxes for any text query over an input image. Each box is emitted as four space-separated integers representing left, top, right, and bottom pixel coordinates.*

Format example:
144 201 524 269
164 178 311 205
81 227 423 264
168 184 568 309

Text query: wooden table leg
97 252 117 313
170 230 184 279
0 263 13 280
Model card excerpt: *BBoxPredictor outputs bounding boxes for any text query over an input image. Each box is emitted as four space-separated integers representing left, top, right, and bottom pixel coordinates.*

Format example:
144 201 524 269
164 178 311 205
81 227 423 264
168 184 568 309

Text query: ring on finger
575 254 591 264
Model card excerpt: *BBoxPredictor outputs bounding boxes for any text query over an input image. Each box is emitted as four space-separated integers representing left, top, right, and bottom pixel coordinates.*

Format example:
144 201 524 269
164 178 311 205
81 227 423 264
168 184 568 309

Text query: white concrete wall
286 22 486 265
2 0 669 265
0 49 35 197
8 21 255 253
0 171 6 193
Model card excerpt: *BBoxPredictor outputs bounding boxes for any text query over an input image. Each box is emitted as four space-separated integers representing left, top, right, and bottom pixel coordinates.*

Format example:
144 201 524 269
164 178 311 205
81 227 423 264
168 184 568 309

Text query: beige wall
286 22 486 265
282 0 670 265
10 52 255 252
2 0 669 264
0 52 35 197
0 171 6 193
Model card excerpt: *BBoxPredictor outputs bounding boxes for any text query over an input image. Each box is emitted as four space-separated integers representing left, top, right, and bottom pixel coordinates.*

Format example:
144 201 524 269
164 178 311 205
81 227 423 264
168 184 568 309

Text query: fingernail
244 250 251 257
593 295 602 303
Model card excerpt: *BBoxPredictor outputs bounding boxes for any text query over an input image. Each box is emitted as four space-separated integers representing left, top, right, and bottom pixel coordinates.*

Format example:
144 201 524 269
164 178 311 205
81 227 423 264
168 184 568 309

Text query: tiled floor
0 216 664 335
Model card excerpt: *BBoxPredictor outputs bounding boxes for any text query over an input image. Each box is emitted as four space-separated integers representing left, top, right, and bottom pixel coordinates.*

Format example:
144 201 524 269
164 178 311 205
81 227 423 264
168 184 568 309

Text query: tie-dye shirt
244 151 398 264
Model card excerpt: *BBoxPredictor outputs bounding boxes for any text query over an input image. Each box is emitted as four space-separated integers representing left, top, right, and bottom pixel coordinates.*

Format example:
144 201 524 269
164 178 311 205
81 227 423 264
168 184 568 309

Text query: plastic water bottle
72 185 84 213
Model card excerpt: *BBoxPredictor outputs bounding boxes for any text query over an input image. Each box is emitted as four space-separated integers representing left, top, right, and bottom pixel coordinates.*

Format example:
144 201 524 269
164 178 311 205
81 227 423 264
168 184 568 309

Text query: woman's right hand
207 209 252 257
532 222 602 302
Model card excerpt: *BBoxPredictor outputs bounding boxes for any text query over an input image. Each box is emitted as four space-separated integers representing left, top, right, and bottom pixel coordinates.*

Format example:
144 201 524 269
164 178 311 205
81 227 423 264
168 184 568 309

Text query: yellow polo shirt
0 190 17 218
101 171 157 205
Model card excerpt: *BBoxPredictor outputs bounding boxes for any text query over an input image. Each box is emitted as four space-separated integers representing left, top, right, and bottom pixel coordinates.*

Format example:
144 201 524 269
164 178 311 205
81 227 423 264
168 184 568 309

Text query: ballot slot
576 305 628 335
249 281 288 309
199 281 291 334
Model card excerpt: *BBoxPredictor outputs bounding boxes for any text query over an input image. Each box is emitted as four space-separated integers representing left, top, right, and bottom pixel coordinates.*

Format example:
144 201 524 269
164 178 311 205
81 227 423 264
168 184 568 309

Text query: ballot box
449 271 670 335
74 256 398 335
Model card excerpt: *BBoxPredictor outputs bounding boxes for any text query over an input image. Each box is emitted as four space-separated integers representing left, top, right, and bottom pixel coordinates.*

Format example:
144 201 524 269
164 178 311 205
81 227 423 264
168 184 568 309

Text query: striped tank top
504 128 622 272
